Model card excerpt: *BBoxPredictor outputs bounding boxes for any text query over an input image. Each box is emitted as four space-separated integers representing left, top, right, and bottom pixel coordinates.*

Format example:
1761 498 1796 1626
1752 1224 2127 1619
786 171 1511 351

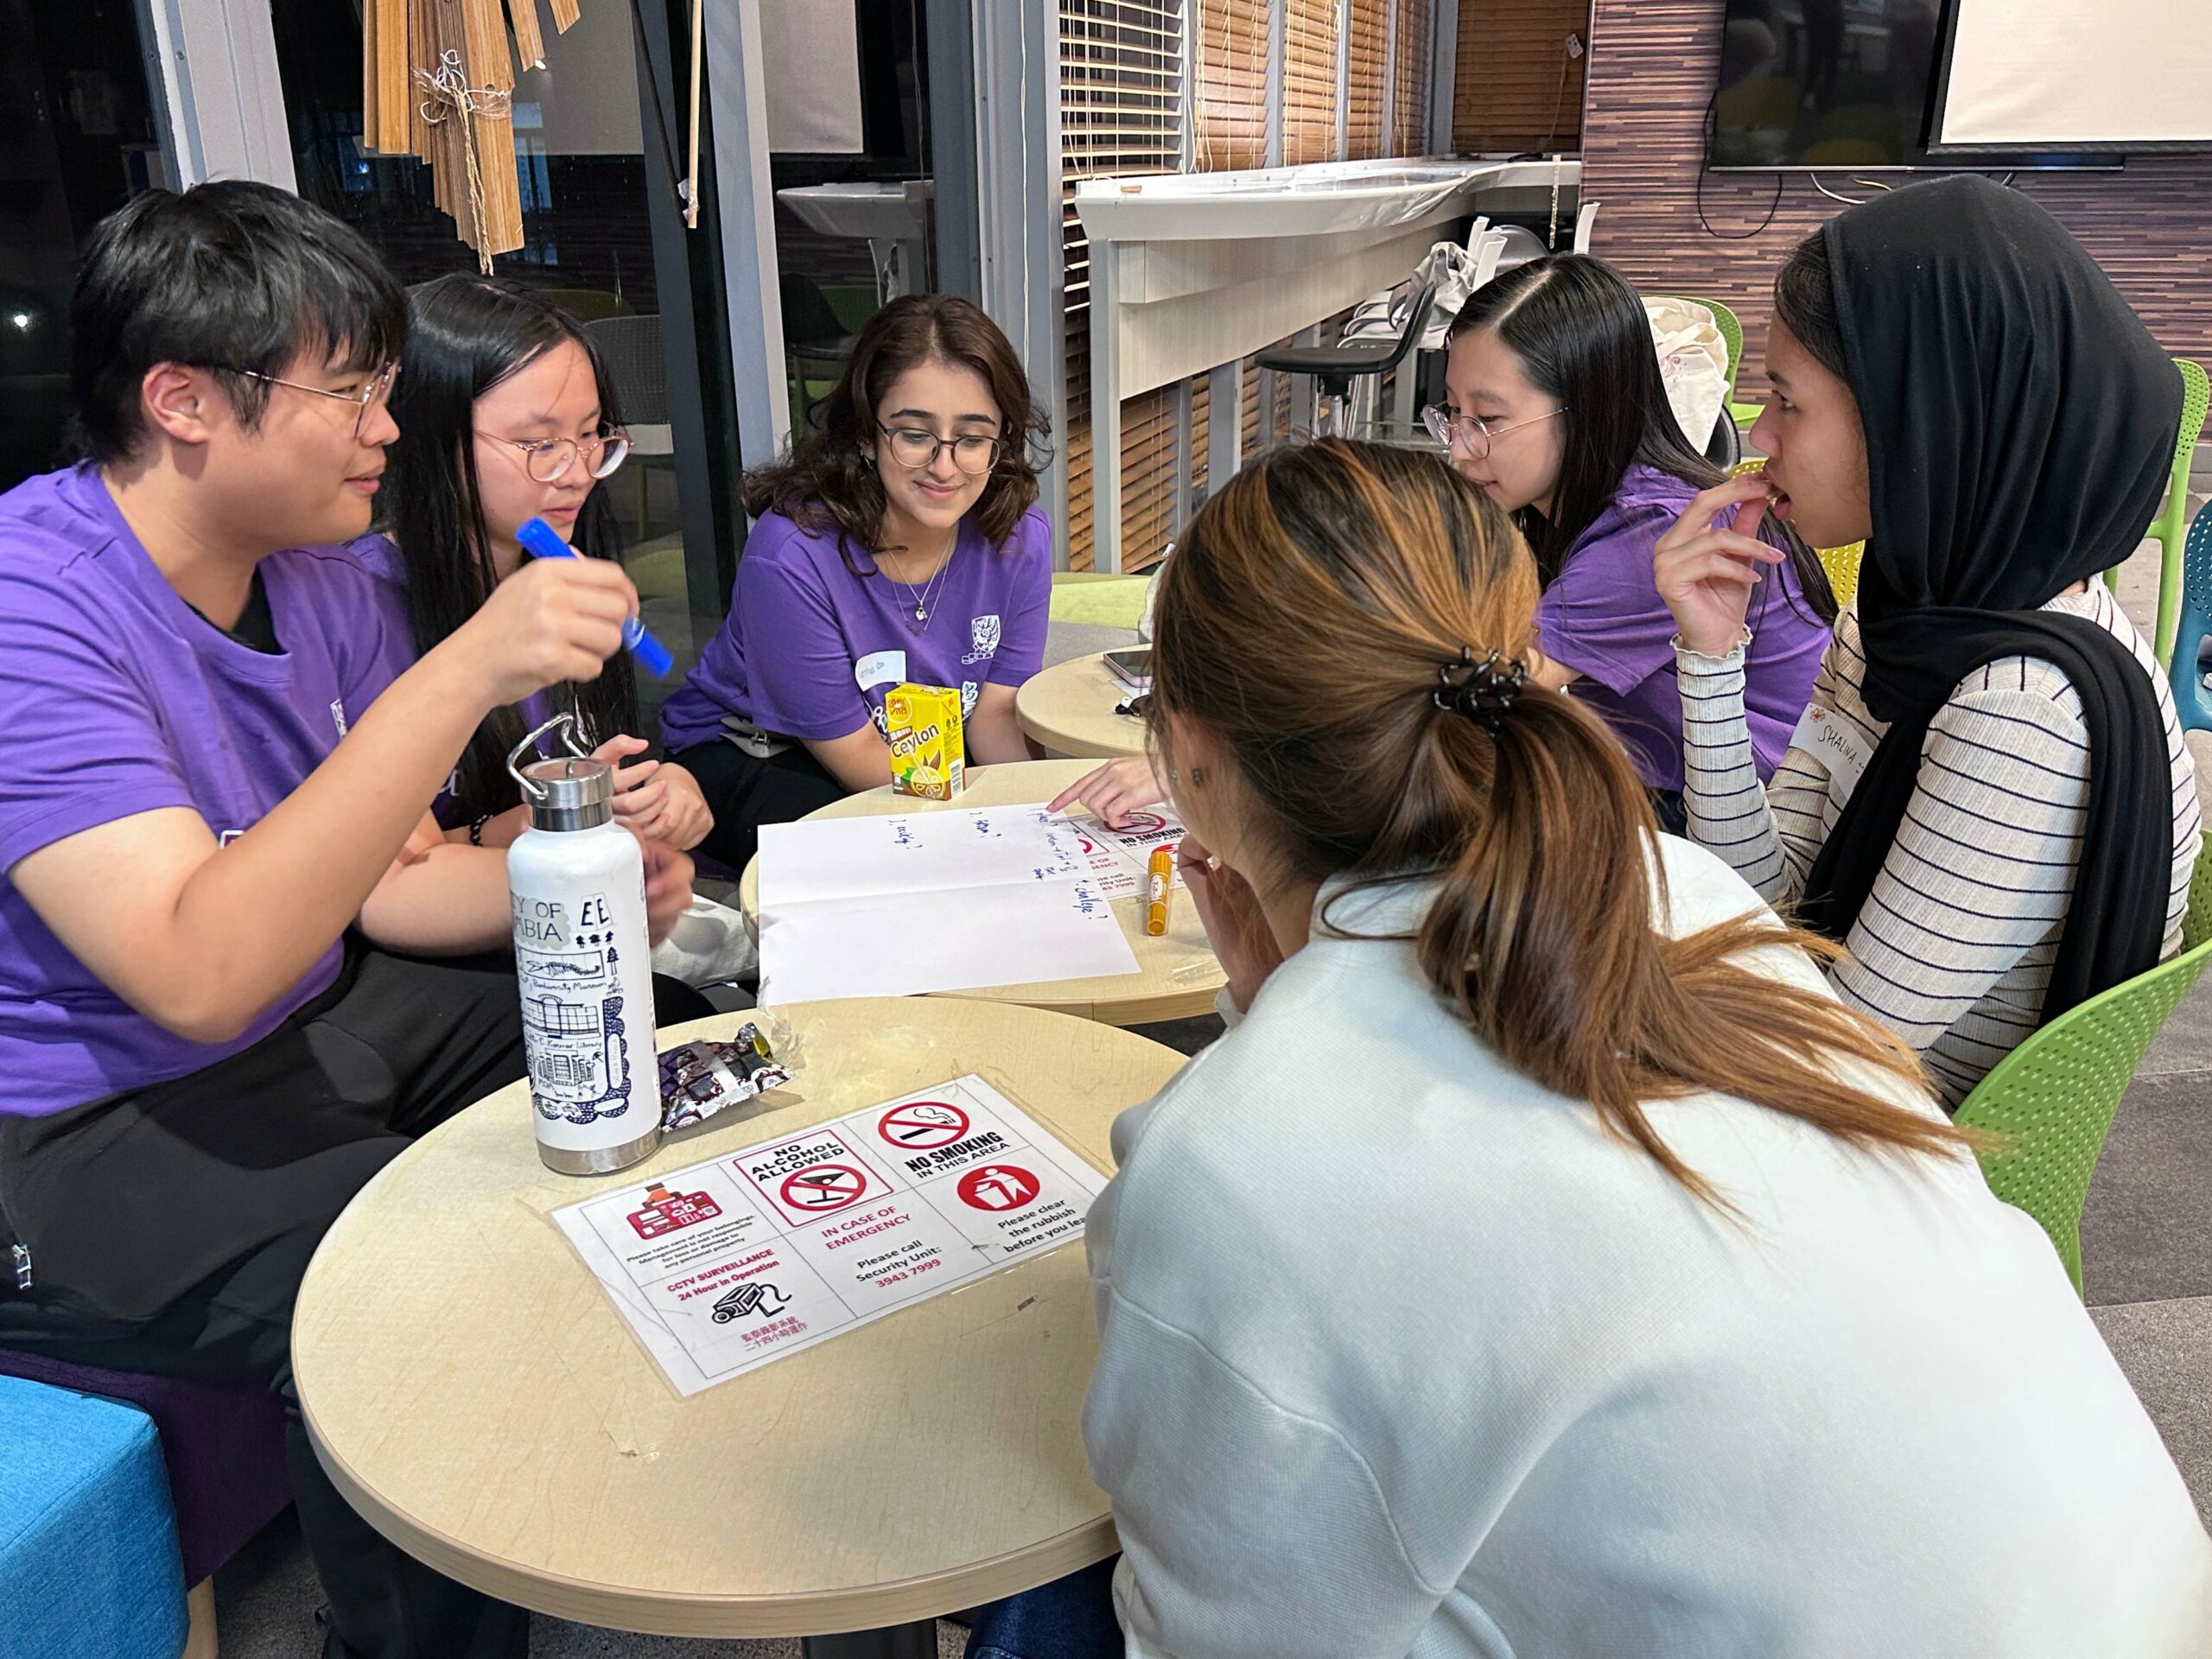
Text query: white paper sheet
757 804 1173 1003
551 1076 1107 1395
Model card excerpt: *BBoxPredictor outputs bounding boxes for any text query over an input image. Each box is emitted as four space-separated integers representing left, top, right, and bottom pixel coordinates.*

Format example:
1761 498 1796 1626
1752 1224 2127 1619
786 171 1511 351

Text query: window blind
1452 0 1585 154
1061 0 1187 569
1347 0 1389 159
1392 0 1432 155
1194 0 1269 172
1283 0 1341 163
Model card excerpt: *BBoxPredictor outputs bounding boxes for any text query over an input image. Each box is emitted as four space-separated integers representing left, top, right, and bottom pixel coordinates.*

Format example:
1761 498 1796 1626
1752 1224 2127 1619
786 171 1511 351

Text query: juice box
885 683 965 799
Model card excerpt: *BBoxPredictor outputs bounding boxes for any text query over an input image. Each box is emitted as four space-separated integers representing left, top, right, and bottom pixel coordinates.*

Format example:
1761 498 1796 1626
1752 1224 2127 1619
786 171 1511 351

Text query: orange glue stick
1146 843 1175 937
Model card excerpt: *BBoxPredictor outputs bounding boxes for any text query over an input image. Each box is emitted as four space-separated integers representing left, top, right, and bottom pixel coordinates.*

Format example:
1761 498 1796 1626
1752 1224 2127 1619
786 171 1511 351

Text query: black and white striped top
1676 583 2201 1107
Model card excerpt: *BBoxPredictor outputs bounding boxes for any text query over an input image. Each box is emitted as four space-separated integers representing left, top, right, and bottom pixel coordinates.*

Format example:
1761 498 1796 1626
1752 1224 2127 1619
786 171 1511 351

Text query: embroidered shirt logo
330 698 349 738
962 614 1001 665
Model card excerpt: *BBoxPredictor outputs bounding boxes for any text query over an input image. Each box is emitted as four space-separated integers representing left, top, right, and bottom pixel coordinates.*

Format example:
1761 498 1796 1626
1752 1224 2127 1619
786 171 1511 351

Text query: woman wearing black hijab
1653 175 2200 1108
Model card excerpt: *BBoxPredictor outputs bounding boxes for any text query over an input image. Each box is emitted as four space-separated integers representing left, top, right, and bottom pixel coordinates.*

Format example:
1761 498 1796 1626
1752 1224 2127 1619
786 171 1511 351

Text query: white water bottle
505 715 662 1174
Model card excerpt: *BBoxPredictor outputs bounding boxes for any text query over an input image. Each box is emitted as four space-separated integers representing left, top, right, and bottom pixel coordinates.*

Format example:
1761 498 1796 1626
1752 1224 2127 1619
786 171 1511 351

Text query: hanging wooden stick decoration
363 0 585 264
416 48 512 272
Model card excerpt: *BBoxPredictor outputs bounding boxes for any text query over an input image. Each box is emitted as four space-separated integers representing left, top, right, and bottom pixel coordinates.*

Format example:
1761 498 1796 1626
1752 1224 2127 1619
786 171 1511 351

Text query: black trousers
674 737 846 874
0 946 607 1659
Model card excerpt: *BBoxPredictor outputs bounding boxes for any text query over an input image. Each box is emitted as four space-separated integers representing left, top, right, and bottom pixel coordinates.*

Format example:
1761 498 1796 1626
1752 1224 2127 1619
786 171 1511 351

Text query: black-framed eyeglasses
479 429 632 484
875 421 1002 475
226 362 400 442
1420 403 1567 460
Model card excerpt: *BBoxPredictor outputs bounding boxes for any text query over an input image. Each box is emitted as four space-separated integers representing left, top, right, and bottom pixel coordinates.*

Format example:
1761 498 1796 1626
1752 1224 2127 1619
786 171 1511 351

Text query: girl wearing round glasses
362 274 713 853
659 293 1052 871
1436 253 1834 829
1052 253 1836 836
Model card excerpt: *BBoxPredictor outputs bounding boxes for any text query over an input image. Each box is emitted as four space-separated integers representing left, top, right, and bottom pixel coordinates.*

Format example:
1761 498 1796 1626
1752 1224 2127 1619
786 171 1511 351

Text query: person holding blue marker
363 272 714 855
0 183 687 1659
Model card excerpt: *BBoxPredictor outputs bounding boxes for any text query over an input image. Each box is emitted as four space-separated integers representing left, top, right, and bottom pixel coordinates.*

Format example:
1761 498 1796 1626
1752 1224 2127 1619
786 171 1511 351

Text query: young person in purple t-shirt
365 274 713 854
1435 254 1834 830
0 183 686 1659
658 293 1053 870
1052 256 1834 837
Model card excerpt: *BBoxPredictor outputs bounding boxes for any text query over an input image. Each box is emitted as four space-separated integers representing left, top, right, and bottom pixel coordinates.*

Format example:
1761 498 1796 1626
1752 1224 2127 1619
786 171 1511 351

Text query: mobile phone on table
1104 647 1153 690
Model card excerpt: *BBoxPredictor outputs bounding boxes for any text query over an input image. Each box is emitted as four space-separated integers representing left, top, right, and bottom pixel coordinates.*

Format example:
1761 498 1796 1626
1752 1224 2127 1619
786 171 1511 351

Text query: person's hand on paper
1048 756 1167 829
1179 832 1282 1015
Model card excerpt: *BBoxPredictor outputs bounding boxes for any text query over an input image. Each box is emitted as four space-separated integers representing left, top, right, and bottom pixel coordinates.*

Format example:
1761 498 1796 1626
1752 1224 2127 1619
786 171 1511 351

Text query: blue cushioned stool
0 1374 188 1659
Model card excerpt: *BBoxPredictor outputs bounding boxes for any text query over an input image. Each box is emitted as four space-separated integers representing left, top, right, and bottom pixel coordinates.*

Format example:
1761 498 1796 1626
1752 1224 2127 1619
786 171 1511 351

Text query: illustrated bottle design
505 715 662 1174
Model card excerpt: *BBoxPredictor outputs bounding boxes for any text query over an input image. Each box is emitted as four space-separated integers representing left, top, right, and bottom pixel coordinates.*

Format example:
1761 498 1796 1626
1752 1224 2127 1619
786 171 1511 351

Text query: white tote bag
1644 297 1731 453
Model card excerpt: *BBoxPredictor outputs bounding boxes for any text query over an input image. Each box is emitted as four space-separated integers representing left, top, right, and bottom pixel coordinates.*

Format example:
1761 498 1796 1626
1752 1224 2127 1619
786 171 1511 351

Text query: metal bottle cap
509 714 613 831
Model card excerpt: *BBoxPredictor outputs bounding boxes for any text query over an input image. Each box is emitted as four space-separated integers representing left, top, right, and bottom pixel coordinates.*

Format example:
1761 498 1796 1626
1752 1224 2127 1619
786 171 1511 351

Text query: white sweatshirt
1083 836 2212 1659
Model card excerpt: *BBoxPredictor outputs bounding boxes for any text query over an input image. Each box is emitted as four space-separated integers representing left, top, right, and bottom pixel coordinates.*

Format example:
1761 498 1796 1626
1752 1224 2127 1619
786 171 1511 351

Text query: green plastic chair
1952 829 2212 1294
1681 296 1744 403
2106 358 2204 665
2152 359 2208 665
1683 296 1764 432
1050 571 1148 628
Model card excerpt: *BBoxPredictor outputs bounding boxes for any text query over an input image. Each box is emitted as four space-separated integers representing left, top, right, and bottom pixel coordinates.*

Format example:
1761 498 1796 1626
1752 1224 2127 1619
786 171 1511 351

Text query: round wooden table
1014 652 1147 760
296 1000 1186 1649
740 760 1223 1027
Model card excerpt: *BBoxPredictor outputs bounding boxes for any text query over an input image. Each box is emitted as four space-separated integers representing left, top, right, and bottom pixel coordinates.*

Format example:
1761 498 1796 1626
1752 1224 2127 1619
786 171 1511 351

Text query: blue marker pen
514 515 675 677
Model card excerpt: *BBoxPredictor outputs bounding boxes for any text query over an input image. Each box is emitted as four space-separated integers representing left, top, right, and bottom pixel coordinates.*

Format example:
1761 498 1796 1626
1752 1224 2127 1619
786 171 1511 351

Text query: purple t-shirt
1536 465 1827 792
0 466 401 1118
659 505 1052 753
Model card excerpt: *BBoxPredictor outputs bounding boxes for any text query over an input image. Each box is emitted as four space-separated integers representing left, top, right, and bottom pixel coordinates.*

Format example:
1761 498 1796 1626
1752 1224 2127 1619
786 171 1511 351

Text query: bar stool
1254 279 1439 440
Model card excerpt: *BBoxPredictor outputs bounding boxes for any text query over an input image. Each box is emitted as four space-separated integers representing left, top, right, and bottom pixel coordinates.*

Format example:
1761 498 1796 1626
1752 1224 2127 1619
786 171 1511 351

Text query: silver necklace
887 538 957 632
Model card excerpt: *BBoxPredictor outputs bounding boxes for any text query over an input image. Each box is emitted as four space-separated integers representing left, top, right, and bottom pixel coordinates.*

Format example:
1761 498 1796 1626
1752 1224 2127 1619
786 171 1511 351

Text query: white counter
1070 156 1580 570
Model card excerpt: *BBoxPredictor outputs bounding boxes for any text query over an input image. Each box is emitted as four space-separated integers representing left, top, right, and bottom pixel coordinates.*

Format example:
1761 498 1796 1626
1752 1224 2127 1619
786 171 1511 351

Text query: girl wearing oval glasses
659 293 1052 871
360 274 713 860
1052 252 1834 835
1433 252 1834 830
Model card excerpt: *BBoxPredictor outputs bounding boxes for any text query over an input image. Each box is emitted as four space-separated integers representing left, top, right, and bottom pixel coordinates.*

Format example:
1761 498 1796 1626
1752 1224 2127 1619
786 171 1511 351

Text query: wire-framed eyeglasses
227 362 400 442
1420 403 1567 460
876 422 1002 475
479 429 632 484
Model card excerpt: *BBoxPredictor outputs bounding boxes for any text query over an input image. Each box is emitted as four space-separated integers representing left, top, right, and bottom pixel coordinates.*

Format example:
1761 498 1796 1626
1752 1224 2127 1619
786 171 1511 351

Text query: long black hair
1452 253 1835 618
1773 230 1850 380
383 274 637 821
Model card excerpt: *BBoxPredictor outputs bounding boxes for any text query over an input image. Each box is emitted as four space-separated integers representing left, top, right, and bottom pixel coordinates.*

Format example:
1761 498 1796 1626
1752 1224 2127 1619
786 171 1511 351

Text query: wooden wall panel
1453 0 1587 154
1580 0 2212 368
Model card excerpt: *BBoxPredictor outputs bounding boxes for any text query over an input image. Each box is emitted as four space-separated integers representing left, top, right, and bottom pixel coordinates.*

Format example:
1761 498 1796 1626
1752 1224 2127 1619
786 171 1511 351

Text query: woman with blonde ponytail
960 439 2210 1659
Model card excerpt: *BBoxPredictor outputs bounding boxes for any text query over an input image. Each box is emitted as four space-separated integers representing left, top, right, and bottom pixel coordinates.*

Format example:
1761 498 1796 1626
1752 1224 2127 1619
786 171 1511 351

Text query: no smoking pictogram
780 1163 868 1212
878 1100 971 1149
957 1163 1040 1212
1116 811 1168 836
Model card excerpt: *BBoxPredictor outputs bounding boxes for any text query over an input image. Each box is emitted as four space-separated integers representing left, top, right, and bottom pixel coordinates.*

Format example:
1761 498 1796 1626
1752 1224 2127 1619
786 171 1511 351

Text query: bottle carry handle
507 711 594 801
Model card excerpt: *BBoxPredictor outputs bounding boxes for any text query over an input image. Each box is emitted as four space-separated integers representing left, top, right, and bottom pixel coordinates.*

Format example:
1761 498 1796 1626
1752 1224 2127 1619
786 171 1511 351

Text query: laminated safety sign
553 1074 1106 1395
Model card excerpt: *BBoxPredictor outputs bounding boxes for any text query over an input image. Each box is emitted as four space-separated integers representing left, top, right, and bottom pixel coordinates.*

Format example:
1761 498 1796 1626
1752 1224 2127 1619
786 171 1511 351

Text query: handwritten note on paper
757 804 1141 1002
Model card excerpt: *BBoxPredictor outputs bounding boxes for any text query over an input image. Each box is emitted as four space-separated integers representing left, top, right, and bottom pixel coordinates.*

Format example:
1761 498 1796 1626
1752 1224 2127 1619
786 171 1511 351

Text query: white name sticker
855 650 907 691
1789 703 1872 798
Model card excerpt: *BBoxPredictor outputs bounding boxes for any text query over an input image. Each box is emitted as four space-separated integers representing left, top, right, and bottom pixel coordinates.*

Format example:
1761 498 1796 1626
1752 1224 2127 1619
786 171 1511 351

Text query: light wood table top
1014 652 1147 760
296 1001 1186 1639
740 760 1223 1027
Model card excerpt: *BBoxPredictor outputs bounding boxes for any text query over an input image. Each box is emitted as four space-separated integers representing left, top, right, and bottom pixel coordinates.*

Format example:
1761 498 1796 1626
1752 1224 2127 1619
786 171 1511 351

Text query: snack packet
658 1020 794 1132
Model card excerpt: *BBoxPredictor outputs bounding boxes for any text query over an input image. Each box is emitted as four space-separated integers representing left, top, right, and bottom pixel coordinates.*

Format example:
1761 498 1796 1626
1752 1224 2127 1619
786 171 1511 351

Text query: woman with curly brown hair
659 293 1054 869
